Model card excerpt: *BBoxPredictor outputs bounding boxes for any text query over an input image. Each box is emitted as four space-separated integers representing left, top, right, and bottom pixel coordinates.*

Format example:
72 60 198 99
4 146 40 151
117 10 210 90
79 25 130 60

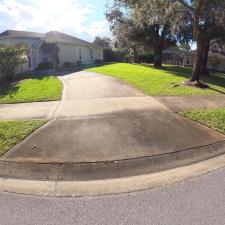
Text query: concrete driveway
1 71 225 168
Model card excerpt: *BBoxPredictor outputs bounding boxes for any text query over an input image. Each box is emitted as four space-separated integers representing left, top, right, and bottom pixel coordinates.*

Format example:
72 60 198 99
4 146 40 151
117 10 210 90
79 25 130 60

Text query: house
163 45 225 72
0 30 104 72
163 46 185 66
183 46 225 72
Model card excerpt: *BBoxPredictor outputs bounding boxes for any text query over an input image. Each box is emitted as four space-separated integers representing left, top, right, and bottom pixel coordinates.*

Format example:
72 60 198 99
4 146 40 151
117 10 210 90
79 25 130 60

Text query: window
79 49 82 60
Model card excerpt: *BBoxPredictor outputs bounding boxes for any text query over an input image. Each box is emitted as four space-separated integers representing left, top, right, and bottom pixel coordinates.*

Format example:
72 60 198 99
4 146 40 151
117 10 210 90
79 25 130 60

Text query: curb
1 153 225 197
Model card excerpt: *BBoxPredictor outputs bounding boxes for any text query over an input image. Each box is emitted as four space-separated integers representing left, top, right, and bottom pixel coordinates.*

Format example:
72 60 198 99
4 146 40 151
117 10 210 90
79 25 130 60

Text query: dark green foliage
36 62 53 70
106 1 177 67
138 53 154 63
0 46 28 82
93 36 117 62
93 37 111 48
103 49 114 62
40 42 60 69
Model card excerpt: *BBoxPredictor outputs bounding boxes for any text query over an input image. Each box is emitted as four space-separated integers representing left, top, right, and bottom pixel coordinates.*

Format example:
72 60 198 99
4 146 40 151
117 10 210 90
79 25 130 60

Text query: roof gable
45 31 91 46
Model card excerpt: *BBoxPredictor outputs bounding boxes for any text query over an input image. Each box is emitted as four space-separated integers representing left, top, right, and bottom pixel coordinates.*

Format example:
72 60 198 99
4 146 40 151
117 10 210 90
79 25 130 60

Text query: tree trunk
153 42 163 67
133 48 139 63
200 39 210 75
191 0 206 82
190 37 205 82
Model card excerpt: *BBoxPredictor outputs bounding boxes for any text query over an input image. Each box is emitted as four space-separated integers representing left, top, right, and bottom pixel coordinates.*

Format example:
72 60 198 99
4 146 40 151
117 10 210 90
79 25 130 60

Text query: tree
107 0 177 67
0 46 28 82
171 0 225 82
179 43 191 52
93 37 115 62
40 42 60 69
200 26 225 75
93 37 111 49
118 0 225 83
106 7 143 63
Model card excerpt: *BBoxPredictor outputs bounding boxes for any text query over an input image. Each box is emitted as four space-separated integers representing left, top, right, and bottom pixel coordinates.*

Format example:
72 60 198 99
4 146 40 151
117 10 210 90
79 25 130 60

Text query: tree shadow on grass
140 63 225 94
0 74 52 100
0 83 20 100
0 63 111 98
202 73 225 95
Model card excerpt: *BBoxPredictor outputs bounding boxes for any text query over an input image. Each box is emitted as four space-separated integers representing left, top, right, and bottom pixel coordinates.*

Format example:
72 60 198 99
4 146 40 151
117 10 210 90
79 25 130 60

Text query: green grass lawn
87 63 225 96
181 108 225 134
0 75 63 104
0 120 46 156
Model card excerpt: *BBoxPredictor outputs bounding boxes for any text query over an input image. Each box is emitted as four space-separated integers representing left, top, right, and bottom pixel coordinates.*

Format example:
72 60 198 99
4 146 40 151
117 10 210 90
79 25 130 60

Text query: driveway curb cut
1 153 225 197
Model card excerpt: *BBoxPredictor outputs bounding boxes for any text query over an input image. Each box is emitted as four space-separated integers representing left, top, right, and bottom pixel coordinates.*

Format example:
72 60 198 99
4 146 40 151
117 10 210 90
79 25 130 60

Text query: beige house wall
0 36 104 72
57 43 103 67
57 43 78 66
93 47 103 61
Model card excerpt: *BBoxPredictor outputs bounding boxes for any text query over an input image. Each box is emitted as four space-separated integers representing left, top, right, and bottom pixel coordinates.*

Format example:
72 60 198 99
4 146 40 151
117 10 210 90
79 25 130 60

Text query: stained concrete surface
2 71 225 165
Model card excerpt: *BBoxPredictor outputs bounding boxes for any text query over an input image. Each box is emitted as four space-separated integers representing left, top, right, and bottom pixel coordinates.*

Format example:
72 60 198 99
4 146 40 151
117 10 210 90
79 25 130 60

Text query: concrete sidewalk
156 95 225 112
0 101 60 120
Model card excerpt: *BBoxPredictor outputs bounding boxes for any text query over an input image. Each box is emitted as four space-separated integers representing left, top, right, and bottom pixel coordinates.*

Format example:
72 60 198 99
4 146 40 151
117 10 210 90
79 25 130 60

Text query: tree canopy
93 37 111 49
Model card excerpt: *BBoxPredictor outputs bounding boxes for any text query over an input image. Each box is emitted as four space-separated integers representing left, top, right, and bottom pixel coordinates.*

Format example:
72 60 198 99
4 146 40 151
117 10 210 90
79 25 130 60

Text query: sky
0 0 112 42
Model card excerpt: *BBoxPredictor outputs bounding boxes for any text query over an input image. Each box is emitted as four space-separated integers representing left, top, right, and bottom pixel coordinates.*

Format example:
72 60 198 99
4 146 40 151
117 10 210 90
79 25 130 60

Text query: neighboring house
184 47 225 72
163 45 225 72
163 46 185 66
0 30 103 72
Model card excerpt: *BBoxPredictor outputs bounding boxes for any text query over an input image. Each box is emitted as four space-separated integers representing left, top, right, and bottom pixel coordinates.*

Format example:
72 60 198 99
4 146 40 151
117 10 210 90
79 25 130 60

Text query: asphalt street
1 166 225 225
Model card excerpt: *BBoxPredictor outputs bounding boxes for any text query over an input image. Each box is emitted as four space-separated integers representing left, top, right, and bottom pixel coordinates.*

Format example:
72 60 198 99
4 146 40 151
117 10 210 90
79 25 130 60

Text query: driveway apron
2 71 225 164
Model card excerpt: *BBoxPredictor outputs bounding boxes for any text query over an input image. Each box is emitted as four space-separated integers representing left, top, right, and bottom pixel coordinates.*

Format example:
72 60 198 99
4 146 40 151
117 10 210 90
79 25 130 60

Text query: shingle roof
45 31 91 46
0 30 45 38
0 30 101 48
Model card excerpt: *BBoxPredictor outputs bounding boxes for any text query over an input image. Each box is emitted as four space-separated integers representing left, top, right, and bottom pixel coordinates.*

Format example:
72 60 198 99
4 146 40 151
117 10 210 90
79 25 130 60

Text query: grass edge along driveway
0 120 46 157
181 108 225 135
87 63 225 96
0 75 63 104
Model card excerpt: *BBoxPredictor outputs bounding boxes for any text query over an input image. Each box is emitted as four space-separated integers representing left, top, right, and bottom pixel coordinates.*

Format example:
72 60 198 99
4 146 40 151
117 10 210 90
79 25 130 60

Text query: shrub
94 59 103 64
36 62 53 70
0 47 28 82
139 53 154 63
103 49 115 62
